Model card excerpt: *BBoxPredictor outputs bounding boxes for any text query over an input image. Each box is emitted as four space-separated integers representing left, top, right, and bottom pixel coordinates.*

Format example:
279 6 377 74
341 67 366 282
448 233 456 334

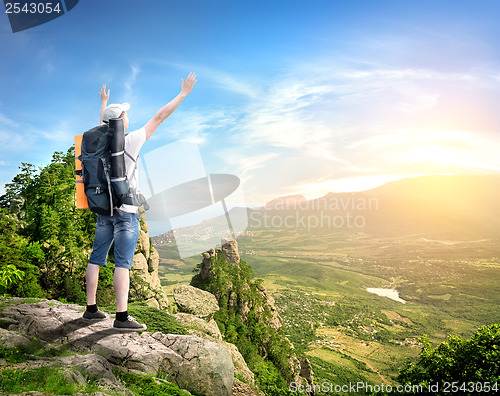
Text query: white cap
102 102 130 122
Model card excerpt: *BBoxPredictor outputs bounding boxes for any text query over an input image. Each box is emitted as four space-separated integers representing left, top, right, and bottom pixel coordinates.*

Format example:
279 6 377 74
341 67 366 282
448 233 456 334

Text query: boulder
152 332 234 396
173 312 222 340
145 297 160 309
62 353 117 383
199 249 216 281
299 357 315 392
173 284 219 320
0 328 31 348
256 286 282 330
219 340 255 386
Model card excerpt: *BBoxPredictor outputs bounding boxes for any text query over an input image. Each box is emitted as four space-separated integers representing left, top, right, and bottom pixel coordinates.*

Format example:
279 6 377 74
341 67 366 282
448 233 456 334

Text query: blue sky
1 0 500 206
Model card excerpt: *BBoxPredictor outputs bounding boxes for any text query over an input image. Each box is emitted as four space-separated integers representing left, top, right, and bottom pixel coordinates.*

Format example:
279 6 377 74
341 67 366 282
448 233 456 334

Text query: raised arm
143 72 197 141
99 84 110 125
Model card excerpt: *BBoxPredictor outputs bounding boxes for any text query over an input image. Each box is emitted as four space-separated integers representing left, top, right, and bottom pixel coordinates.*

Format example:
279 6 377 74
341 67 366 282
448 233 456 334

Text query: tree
0 147 98 302
398 324 500 395
0 208 44 297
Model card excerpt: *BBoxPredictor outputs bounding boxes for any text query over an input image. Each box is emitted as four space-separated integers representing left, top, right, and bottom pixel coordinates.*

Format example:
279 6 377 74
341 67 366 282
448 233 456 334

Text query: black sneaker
113 315 147 331
82 310 107 320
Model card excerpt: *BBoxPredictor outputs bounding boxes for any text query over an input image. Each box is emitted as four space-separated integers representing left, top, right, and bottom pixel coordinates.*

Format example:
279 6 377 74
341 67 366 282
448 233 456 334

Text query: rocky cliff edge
0 298 233 396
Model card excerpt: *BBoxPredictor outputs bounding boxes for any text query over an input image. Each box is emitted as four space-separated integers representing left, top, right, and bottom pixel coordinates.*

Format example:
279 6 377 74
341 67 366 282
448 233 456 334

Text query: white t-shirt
119 127 146 214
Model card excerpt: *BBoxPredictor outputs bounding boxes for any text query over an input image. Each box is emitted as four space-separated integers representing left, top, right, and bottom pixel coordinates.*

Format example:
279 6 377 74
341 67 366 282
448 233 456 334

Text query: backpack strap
124 151 135 162
124 150 139 175
122 150 149 211
100 157 114 216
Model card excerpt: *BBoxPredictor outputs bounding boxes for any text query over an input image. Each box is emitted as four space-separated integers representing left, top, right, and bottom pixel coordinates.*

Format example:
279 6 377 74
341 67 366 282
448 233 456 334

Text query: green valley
154 175 500 394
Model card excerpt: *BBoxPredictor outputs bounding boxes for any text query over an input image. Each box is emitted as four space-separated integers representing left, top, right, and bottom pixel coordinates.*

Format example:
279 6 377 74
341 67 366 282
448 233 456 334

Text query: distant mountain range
152 174 500 245
258 174 500 239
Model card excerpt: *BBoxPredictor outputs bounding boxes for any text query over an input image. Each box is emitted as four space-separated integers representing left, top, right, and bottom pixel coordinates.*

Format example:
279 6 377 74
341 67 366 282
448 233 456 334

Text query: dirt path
363 359 389 384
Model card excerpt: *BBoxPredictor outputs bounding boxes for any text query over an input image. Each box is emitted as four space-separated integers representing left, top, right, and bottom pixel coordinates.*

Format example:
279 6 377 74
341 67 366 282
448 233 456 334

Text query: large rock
132 253 148 271
256 284 282 330
0 351 134 395
148 249 160 272
0 300 233 396
220 340 255 386
152 332 233 395
198 239 240 282
200 249 217 281
0 328 31 348
136 229 151 258
221 238 241 265
172 305 263 395
173 284 219 320
173 313 222 340
299 357 315 392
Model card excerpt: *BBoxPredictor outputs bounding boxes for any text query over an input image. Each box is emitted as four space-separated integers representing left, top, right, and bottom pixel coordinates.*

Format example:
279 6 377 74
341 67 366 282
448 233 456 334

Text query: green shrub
116 370 191 396
398 323 500 394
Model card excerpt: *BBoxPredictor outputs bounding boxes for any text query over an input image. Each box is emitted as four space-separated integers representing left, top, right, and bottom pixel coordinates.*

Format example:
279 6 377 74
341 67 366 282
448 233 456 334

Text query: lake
366 288 406 304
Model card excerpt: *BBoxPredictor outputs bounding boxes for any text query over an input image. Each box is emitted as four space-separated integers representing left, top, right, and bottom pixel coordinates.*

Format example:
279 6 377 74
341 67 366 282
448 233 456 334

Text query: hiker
82 73 197 330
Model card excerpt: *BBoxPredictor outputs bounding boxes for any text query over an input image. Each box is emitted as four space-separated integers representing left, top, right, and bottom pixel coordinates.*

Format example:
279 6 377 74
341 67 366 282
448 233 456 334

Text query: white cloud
0 113 20 128
146 108 229 148
219 151 281 184
124 64 140 98
202 67 261 99
205 59 500 201
28 120 74 143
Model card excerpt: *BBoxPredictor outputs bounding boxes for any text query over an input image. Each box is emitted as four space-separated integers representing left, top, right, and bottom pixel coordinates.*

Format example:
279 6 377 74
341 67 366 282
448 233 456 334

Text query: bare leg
114 267 130 312
85 263 101 305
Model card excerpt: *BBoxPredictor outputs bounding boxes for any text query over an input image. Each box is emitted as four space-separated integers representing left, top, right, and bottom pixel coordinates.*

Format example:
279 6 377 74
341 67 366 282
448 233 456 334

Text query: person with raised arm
82 73 197 331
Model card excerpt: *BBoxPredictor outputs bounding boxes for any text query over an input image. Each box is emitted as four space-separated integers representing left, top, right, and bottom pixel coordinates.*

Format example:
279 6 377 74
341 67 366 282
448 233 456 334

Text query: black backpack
77 118 148 216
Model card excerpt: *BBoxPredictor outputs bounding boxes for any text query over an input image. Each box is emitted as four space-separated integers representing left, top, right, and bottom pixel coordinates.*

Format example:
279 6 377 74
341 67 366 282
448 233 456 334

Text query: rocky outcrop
130 208 168 309
0 298 233 396
221 238 241 265
198 239 282 330
0 327 30 349
299 357 315 391
196 239 315 394
173 283 264 396
173 284 219 320
255 283 282 330
200 249 217 281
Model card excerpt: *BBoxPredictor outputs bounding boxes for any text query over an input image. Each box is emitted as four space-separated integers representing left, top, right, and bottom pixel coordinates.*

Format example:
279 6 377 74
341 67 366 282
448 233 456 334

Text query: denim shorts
88 211 140 270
